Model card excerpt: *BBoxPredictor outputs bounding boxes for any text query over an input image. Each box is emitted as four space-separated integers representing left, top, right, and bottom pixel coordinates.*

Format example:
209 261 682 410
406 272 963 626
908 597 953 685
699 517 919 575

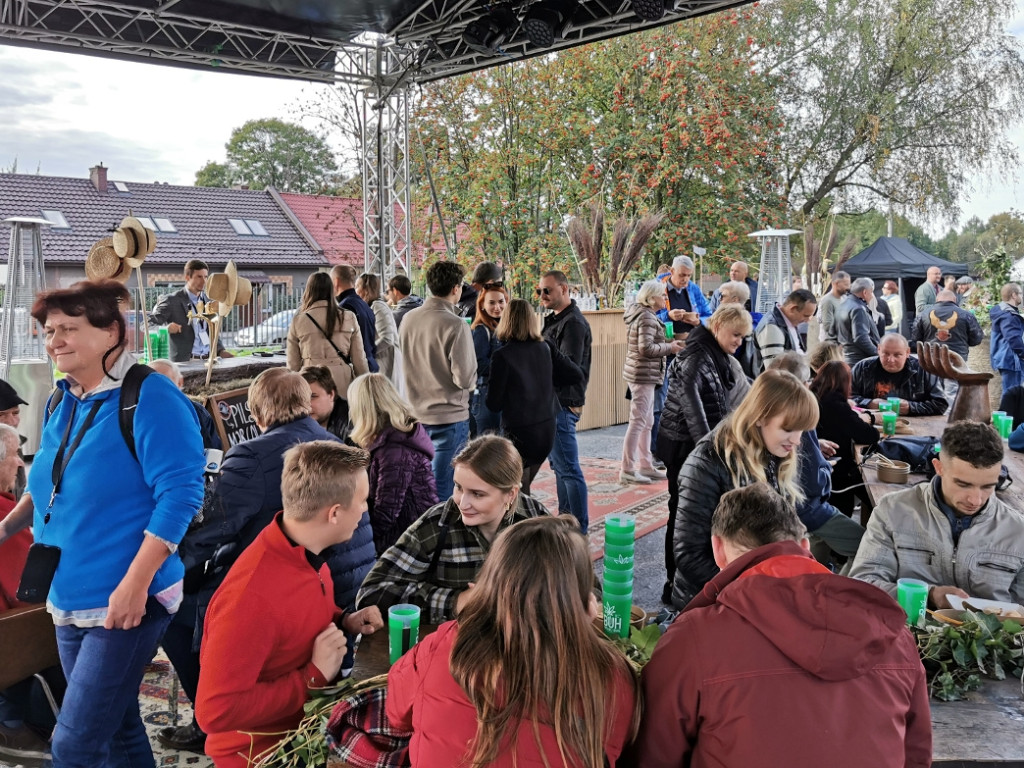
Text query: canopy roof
841 237 967 280
0 0 752 84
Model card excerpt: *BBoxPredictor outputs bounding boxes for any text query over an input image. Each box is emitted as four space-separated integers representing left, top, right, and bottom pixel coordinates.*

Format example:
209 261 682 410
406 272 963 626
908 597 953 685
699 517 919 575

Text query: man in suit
150 260 233 363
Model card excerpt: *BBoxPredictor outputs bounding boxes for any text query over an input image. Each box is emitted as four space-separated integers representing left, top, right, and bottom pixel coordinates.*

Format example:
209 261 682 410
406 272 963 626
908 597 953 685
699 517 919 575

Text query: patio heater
749 228 802 317
1 217 54 455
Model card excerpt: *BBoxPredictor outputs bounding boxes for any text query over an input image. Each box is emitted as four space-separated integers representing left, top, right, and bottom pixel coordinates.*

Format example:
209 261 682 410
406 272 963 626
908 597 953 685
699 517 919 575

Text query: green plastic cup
603 569 634 586
896 578 929 627
878 401 893 413
997 414 1013 440
604 532 635 550
604 514 636 535
387 604 421 665
604 542 635 570
882 410 897 437
888 397 902 412
664 323 675 340
603 591 632 638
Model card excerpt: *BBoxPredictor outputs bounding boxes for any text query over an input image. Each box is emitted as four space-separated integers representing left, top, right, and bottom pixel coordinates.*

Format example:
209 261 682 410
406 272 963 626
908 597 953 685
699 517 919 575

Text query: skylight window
113 181 130 193
228 218 269 237
153 217 177 233
245 219 268 236
40 210 70 229
136 216 157 230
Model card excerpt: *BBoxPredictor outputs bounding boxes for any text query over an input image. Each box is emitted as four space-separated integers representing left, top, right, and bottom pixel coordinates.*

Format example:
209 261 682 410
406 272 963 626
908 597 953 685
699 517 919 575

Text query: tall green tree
752 0 1024 221
194 118 338 193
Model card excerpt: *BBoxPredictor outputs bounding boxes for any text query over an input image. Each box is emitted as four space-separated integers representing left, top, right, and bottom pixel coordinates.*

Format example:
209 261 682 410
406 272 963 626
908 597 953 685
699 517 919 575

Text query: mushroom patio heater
1 217 54 455
749 228 801 318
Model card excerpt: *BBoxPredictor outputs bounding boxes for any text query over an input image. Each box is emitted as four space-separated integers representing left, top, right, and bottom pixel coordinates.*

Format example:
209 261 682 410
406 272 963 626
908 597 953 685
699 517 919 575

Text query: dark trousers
658 434 691 587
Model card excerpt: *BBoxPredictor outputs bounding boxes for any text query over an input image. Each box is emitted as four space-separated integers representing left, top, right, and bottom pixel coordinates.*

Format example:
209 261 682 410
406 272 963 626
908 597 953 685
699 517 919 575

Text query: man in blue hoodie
990 283 1024 395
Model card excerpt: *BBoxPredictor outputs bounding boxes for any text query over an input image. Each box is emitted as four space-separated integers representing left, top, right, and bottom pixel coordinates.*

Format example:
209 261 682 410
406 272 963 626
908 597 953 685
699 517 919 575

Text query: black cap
0 380 27 410
470 261 502 285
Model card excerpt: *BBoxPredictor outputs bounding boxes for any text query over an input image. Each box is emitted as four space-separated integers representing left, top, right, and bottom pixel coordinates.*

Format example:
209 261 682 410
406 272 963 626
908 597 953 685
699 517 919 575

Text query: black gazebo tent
841 237 967 280
841 237 968 334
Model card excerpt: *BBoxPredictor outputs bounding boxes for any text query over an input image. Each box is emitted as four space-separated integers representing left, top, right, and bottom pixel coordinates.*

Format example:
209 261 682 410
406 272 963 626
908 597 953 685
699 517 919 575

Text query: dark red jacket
624 541 931 768
387 621 636 768
0 492 31 611
368 423 438 555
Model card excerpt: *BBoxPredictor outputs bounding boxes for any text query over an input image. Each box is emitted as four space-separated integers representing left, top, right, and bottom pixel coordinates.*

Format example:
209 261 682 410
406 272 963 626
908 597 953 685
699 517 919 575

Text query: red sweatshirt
196 514 337 768
0 492 31 611
387 621 637 767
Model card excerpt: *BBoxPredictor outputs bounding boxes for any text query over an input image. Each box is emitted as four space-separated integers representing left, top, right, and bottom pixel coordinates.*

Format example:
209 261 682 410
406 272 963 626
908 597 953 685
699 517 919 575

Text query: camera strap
47 398 103 515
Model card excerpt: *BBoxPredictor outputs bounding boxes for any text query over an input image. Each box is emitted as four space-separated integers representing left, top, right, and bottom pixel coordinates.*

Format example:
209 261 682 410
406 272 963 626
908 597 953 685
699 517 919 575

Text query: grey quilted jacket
623 303 676 385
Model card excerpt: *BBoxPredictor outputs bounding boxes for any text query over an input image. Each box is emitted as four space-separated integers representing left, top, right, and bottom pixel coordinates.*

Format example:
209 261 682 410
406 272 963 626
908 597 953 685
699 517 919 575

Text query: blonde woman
357 272 403 390
622 280 685 484
356 435 551 624
287 272 369 397
348 372 438 554
808 340 843 377
387 516 639 768
669 370 819 608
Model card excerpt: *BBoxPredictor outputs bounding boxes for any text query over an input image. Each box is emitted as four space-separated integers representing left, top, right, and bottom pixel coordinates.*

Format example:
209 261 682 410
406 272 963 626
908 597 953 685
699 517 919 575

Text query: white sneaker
619 471 653 485
639 467 668 480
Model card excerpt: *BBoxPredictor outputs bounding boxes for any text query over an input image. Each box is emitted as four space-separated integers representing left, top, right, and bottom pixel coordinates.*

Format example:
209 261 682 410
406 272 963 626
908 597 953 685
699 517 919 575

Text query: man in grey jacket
835 277 880 365
850 421 1024 609
399 261 476 500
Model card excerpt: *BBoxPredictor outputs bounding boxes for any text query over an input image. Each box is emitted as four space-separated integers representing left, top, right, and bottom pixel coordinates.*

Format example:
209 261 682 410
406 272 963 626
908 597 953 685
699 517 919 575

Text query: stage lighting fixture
463 6 519 54
523 0 578 48
631 0 665 21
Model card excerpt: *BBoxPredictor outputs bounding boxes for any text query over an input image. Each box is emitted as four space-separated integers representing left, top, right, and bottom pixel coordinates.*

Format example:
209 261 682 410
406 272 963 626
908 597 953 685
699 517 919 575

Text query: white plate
947 595 1024 615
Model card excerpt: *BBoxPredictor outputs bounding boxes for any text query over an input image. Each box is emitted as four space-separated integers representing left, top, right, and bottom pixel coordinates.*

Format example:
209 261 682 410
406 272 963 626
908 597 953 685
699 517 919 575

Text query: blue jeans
1001 369 1022 396
650 365 670 458
52 598 171 768
548 407 589 533
471 385 501 437
425 420 470 501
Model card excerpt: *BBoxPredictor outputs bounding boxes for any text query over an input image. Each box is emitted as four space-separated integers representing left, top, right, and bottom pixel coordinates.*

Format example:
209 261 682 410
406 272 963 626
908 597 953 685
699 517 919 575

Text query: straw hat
85 237 131 283
112 216 155 267
207 261 253 316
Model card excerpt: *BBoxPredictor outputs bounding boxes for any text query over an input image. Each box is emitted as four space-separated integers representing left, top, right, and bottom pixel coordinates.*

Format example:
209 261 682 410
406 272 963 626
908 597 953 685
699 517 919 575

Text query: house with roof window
0 164 328 295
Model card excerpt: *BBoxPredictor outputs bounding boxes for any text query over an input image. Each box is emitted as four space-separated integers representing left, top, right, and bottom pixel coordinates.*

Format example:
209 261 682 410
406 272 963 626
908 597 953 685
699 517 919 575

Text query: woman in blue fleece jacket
0 280 204 768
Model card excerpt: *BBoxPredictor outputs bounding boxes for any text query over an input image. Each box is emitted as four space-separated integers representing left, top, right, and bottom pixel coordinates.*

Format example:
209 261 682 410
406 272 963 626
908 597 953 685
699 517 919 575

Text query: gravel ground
578 424 672 617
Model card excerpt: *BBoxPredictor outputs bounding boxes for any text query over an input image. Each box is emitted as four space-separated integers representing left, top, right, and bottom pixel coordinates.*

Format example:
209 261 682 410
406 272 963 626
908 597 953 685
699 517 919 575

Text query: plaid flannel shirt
356 494 550 624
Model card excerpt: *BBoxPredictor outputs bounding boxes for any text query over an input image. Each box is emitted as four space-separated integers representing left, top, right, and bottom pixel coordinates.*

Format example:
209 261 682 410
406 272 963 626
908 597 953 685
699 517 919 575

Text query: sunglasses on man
535 287 554 296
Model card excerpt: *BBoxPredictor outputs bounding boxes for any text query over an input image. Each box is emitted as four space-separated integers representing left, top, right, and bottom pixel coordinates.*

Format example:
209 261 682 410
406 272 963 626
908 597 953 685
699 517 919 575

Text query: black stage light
631 0 665 21
522 0 578 48
463 6 519 54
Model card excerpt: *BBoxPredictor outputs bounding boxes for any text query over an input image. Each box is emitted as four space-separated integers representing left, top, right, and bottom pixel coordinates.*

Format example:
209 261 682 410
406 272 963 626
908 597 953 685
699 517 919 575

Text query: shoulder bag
305 311 357 382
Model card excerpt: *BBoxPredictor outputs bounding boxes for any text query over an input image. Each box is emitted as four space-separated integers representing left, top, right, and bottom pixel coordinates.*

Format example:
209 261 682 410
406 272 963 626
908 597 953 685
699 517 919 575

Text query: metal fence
126 285 305 354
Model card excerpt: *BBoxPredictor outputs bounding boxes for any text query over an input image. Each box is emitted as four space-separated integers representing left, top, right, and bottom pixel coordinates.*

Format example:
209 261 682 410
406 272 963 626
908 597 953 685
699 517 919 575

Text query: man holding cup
196 442 383 768
850 334 947 416
850 421 1024 609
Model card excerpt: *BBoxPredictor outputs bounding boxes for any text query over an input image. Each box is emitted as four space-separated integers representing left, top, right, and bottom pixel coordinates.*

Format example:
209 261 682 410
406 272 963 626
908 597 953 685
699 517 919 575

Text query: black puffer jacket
659 325 731 452
671 431 783 609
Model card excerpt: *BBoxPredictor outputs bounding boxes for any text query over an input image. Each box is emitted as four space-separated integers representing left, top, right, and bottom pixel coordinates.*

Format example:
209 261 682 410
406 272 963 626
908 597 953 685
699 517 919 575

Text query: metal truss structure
361 43 414 280
0 0 752 274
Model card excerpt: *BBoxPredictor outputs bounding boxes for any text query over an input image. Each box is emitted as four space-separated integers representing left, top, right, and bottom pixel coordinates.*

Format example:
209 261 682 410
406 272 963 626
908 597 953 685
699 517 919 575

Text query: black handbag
862 436 940 474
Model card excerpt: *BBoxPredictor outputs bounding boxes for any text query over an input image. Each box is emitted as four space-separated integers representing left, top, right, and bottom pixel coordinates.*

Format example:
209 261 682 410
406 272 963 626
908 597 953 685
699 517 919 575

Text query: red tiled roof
279 193 363 266
0 172 327 268
278 192 474 267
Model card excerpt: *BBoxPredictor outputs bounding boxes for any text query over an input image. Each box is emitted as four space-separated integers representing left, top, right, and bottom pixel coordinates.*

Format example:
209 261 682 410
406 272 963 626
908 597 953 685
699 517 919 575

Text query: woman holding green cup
386 516 640 767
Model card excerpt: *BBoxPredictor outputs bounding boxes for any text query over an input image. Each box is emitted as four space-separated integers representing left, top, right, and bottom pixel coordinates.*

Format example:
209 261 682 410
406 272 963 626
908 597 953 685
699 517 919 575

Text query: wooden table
931 679 1024 766
859 413 1024 515
350 623 439 681
179 354 285 393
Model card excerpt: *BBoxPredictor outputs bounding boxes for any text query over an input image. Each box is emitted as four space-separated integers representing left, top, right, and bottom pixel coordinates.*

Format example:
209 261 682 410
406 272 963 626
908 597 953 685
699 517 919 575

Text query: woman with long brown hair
470 283 508 436
386 515 638 768
287 272 369 397
670 370 819 607
356 272 403 388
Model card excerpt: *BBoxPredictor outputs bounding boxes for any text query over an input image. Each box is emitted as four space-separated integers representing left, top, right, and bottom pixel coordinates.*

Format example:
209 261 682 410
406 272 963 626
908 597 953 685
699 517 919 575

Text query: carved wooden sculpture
916 341 993 424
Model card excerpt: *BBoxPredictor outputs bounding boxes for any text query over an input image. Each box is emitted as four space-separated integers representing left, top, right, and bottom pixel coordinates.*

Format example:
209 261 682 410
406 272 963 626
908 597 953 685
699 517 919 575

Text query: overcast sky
2 2 1024 236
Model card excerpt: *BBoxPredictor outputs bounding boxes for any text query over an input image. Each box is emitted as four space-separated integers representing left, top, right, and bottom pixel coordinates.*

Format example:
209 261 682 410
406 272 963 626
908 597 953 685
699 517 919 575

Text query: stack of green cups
992 411 1013 440
149 328 170 360
603 514 635 639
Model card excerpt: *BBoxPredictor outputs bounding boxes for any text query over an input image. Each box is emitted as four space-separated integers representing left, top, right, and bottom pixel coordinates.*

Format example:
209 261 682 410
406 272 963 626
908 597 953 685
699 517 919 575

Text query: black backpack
44 364 154 461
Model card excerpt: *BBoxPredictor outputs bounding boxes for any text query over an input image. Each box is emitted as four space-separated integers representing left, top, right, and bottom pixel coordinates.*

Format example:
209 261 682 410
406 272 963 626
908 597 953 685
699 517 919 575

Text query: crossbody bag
305 311 357 378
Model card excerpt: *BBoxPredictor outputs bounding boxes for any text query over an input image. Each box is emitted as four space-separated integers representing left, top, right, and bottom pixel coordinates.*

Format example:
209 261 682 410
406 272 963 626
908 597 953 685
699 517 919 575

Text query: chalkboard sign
206 387 260 449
